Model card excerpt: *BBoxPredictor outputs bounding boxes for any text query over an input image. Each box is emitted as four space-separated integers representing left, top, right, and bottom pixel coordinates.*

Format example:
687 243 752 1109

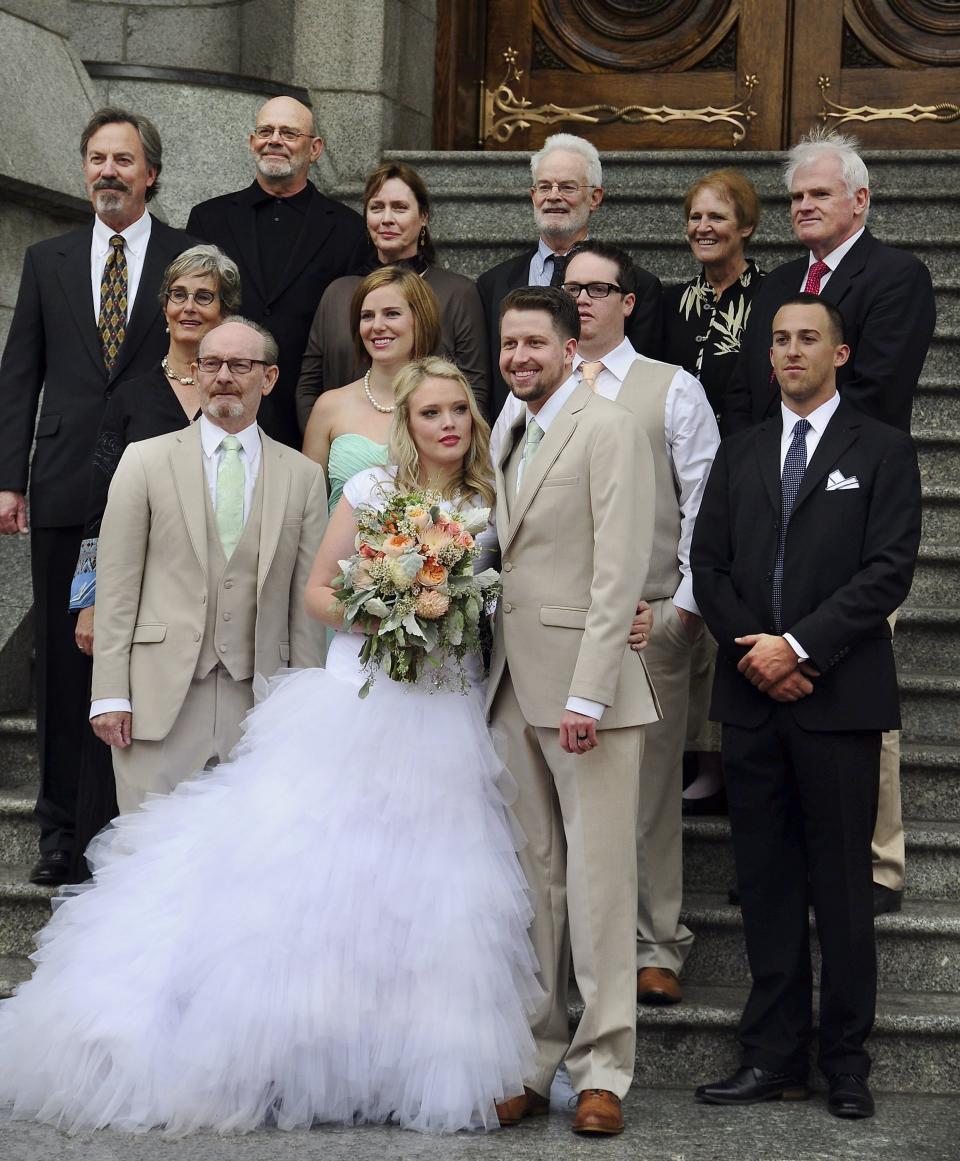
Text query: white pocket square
826 469 859 491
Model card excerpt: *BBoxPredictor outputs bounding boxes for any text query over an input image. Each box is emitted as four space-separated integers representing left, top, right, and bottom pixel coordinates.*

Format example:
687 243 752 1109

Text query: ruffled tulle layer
0 642 540 1135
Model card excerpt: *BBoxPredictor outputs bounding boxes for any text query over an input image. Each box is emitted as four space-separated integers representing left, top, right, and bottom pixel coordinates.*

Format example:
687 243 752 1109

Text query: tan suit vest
195 470 263 682
615 359 682 600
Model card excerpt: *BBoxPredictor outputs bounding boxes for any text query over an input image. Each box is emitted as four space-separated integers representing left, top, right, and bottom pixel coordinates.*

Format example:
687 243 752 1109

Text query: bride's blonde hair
389 358 495 507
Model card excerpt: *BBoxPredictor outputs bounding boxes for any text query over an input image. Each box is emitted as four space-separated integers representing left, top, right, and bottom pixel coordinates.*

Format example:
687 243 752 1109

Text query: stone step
901 743 960 822
682 818 960 902
0 713 37 791
900 673 960 744
920 488 960 546
680 892 960 995
627 983 960 1095
915 430 960 490
0 784 37 865
895 607 960 673
917 342 960 392
909 545 960 606
0 865 52 957
0 953 31 1000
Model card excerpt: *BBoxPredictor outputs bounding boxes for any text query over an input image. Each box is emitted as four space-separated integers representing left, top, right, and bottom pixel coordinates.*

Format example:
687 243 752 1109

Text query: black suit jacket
691 398 922 732
723 228 936 434
476 245 664 419
0 216 192 528
186 180 366 446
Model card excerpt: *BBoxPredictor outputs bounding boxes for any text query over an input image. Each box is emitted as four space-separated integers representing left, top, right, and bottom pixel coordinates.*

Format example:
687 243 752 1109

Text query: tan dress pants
492 673 642 1100
874 609 904 889
113 666 254 813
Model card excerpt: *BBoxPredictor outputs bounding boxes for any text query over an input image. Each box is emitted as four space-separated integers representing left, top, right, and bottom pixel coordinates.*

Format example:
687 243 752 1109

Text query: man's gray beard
534 202 591 245
93 190 125 216
256 155 298 180
208 400 245 420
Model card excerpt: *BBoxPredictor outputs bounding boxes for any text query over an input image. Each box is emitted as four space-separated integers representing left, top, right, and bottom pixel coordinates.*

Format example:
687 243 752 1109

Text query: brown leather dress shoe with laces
572 1089 623 1135
495 1086 549 1126
637 966 682 1004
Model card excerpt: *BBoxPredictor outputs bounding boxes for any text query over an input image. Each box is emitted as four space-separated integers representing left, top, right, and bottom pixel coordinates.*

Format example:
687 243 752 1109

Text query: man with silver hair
187 96 365 449
724 128 936 916
0 106 192 886
477 132 663 417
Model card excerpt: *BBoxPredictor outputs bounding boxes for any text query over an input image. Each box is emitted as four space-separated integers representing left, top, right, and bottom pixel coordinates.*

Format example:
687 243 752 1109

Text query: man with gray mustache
0 107 191 885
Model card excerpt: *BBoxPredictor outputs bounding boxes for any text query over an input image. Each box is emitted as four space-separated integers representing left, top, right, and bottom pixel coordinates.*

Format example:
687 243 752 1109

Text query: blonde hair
389 357 495 508
350 265 442 366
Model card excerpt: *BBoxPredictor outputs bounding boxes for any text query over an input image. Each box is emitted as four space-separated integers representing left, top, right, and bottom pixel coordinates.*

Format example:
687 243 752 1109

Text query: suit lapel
170 423 209 581
56 225 105 377
754 420 783 516
791 404 860 516
821 229 872 309
494 411 525 546
226 187 267 302
110 217 166 382
268 187 335 303
256 432 291 594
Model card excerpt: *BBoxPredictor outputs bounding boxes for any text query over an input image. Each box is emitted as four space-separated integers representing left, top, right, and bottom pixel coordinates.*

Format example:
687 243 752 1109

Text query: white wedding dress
0 468 539 1136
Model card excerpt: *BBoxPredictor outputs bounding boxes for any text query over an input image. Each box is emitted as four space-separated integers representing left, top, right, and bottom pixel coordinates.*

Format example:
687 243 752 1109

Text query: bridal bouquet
333 488 499 695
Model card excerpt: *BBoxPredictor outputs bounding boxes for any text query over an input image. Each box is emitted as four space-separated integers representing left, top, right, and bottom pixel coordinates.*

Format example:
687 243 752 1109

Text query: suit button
224 579 234 589
201 594 206 604
223 612 231 621
503 602 513 613
503 561 513 572
264 307 272 316
218 643 226 653
193 631 201 642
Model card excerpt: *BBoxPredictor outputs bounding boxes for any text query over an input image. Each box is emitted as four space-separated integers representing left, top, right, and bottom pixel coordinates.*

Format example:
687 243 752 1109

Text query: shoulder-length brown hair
349 266 442 366
389 357 495 508
363 161 436 264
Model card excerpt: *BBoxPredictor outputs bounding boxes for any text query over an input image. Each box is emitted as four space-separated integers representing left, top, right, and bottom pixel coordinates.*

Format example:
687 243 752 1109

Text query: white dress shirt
799 227 865 293
490 338 721 615
90 210 152 323
90 417 264 720
779 391 841 662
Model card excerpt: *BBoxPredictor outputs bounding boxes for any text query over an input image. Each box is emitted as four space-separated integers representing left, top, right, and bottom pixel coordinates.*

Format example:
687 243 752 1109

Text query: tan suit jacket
93 423 328 741
486 382 660 729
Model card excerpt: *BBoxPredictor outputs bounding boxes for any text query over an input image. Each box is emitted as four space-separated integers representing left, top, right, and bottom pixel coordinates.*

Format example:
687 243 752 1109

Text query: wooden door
789 1 960 148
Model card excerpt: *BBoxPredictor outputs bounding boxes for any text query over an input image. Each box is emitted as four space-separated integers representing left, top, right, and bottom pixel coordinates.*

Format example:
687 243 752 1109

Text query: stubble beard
207 399 245 420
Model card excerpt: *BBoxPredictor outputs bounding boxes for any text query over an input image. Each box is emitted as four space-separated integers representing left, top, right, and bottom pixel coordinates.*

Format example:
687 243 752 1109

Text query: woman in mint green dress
302 265 442 512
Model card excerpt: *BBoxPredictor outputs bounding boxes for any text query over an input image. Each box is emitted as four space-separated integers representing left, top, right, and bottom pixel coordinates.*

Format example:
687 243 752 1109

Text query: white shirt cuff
90 698 132 719
783 634 808 662
566 696 605 721
672 575 700 616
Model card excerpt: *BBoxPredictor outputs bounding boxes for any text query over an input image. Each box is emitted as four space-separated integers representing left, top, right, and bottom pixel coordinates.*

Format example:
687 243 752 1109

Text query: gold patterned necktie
98 234 127 370
216 435 245 558
579 360 605 391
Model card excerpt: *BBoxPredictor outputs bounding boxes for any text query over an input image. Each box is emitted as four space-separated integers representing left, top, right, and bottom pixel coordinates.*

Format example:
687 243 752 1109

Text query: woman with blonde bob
0 350 539 1138
302 265 442 510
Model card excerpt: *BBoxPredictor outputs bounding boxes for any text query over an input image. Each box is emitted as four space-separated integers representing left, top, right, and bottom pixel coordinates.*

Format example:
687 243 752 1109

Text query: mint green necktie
518 418 543 492
215 435 245 557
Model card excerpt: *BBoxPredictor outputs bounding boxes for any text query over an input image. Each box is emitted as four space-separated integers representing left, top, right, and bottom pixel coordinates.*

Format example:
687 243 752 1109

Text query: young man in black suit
186 96 366 448
476 133 662 419
723 129 935 916
0 108 192 884
692 295 922 1119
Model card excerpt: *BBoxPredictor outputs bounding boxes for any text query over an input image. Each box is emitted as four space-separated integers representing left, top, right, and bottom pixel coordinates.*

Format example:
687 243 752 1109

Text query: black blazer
0 217 192 528
691 398 922 732
186 180 366 447
476 245 664 419
723 229 936 435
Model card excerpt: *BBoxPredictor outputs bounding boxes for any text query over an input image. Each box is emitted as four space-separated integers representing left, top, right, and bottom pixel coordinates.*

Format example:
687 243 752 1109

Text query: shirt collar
250 181 313 212
780 391 841 438
572 336 637 383
525 373 580 433
199 414 262 458
92 209 151 255
810 227 865 272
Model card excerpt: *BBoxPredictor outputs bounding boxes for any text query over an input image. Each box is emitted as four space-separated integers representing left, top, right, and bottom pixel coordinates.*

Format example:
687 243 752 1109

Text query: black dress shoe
873 884 903 916
695 1066 809 1105
29 851 72 886
827 1074 874 1119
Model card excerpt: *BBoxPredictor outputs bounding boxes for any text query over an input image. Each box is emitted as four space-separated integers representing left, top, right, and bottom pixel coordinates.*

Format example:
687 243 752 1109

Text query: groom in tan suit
91 318 328 811
488 287 660 1136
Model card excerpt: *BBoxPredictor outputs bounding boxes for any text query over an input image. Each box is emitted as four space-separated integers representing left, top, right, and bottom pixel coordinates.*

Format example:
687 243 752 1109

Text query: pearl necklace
363 370 395 413
162 355 196 386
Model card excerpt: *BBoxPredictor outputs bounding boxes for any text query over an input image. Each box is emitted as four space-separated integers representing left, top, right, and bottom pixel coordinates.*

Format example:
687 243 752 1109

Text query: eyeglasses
531 181 594 197
166 288 218 306
252 125 314 142
195 358 269 375
562 281 625 300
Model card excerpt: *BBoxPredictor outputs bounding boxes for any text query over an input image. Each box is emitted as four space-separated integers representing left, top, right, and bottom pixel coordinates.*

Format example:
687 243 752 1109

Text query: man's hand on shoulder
0 491 28 535
735 632 799 691
91 710 132 749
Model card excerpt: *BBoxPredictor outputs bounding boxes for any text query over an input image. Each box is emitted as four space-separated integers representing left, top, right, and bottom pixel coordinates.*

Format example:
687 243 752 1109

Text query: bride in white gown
0 358 540 1136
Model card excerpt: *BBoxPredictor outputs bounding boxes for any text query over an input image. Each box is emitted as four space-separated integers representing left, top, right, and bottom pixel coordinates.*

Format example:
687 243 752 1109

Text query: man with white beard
187 97 365 447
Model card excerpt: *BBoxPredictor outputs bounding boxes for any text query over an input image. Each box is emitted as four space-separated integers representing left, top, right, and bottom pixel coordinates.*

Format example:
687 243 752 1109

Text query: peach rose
416 561 448 589
382 533 415 557
358 542 378 559
415 589 450 620
405 505 430 531
455 531 474 549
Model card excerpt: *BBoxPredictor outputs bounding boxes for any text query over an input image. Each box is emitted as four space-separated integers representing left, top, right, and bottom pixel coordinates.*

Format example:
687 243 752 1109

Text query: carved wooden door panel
789 1 960 148
478 0 790 151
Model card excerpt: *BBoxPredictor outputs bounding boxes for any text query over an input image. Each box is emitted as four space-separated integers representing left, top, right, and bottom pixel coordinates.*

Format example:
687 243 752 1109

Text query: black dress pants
722 707 880 1079
31 526 91 856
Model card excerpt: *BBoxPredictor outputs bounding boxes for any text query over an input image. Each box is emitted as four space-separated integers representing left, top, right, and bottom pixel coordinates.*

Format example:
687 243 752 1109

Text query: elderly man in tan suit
488 287 660 1137
91 318 327 811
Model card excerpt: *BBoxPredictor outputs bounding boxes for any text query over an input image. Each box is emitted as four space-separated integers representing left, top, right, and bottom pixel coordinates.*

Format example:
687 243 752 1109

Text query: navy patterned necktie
771 417 811 632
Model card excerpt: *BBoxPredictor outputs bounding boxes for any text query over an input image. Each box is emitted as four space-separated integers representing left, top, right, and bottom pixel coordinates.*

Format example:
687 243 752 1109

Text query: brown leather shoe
495 1086 549 1126
637 966 682 1005
572 1089 623 1135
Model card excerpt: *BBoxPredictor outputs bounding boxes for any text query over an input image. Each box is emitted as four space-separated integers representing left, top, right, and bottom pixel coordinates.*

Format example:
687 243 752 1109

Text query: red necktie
803 260 830 295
